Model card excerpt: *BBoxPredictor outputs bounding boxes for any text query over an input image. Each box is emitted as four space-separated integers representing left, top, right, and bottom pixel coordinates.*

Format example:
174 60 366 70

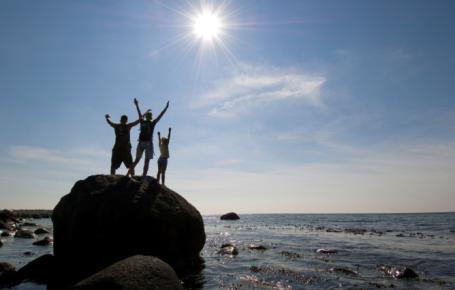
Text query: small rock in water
21 222 37 227
23 251 35 256
34 228 50 235
344 228 367 235
329 267 358 276
0 240 2 247
220 212 240 220
14 229 35 239
219 243 238 255
0 262 15 273
378 265 418 279
316 248 338 254
33 236 53 246
248 244 267 250
280 251 303 258
1 231 11 237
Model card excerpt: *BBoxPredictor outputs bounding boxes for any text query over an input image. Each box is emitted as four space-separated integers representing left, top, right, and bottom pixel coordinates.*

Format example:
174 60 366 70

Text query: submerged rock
316 248 338 254
52 175 205 285
329 267 358 276
14 229 35 239
71 255 183 290
0 240 2 248
1 231 11 237
219 243 239 255
33 236 53 246
34 228 50 235
280 251 303 259
378 265 419 279
220 212 240 220
248 244 267 250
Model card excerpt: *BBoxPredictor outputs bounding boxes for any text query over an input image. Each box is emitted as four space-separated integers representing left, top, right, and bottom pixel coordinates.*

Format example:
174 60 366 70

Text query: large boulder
71 255 183 290
52 175 205 285
220 212 240 220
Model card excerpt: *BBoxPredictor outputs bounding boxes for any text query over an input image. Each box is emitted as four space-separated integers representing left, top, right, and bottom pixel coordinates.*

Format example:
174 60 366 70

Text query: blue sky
1 0 454 213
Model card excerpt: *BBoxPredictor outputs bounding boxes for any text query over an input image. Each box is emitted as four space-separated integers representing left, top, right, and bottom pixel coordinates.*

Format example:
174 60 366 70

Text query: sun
192 10 223 42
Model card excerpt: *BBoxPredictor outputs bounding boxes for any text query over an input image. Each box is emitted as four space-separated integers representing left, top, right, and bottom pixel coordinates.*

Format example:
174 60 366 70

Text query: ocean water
1 213 455 289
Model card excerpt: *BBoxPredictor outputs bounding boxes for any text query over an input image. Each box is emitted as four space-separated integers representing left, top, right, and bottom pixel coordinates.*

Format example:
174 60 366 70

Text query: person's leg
111 149 121 175
143 158 150 177
162 170 165 185
124 149 134 176
156 158 162 183
162 159 168 185
128 143 143 177
142 142 152 177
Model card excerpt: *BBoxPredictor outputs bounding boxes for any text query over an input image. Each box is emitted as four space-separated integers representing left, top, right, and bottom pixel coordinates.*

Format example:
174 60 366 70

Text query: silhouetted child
157 128 171 185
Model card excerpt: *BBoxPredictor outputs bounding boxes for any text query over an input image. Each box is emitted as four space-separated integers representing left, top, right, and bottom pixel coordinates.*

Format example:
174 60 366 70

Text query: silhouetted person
127 98 169 177
157 128 171 185
105 113 141 175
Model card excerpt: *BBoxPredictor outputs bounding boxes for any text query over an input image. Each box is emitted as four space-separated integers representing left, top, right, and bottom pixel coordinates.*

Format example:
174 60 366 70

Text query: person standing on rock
157 127 171 185
105 113 142 175
127 98 169 178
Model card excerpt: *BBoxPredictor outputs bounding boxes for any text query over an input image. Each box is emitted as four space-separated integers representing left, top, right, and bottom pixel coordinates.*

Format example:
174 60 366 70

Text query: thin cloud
9 145 109 167
194 64 326 117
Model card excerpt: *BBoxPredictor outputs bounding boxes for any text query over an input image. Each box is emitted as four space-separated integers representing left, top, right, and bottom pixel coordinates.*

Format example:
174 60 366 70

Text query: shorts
111 147 133 170
157 156 168 169
135 141 154 160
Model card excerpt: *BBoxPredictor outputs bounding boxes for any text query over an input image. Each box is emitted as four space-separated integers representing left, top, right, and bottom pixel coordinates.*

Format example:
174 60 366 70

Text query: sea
1 213 454 289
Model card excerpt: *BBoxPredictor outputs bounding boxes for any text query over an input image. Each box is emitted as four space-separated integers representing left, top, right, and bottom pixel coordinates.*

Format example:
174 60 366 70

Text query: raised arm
154 101 169 124
167 127 171 143
134 98 142 119
158 131 161 145
105 114 115 128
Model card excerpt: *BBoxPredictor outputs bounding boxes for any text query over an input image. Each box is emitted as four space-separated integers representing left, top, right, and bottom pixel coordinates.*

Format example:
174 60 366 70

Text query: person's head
120 115 128 124
161 137 169 145
145 111 153 121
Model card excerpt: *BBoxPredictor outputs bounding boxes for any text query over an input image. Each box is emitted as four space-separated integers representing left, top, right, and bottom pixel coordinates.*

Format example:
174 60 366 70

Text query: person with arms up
157 127 171 185
127 98 169 178
105 113 141 175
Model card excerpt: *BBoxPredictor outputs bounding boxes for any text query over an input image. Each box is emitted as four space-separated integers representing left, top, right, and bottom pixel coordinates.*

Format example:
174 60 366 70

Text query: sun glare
192 10 222 42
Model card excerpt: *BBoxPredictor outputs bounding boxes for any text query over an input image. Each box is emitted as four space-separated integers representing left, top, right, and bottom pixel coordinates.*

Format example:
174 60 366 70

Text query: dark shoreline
7 209 52 219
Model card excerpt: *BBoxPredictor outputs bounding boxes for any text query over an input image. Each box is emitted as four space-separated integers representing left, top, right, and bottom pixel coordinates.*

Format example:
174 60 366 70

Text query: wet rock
71 255 183 290
219 243 238 255
378 265 418 279
1 231 11 237
33 236 53 246
280 251 303 258
0 240 2 248
248 244 267 250
0 254 54 288
329 267 358 276
52 175 205 285
21 222 37 227
14 229 35 239
0 221 14 231
0 262 15 273
34 228 50 235
326 228 342 233
220 212 240 220
316 248 338 254
23 251 34 256
344 228 367 235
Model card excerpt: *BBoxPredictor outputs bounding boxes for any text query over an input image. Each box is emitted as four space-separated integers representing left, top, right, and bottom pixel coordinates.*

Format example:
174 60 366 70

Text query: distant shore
7 209 52 219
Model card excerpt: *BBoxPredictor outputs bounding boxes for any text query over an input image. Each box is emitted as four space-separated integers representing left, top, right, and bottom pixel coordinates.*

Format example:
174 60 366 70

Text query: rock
23 251 34 256
71 255 183 290
52 175 205 285
33 236 53 246
248 244 267 250
220 212 240 220
34 228 50 235
1 231 11 237
329 267 358 276
14 229 35 239
21 222 37 227
280 251 303 258
0 262 15 273
0 221 14 231
219 244 238 255
0 240 2 248
316 248 338 254
0 254 54 288
378 265 419 279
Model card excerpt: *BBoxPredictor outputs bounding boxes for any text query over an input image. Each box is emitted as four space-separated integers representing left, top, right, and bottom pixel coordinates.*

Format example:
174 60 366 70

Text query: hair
120 115 128 123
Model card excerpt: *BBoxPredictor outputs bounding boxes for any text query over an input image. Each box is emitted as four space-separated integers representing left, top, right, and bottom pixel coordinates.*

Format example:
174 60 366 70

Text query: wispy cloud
8 145 109 167
194 63 326 117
